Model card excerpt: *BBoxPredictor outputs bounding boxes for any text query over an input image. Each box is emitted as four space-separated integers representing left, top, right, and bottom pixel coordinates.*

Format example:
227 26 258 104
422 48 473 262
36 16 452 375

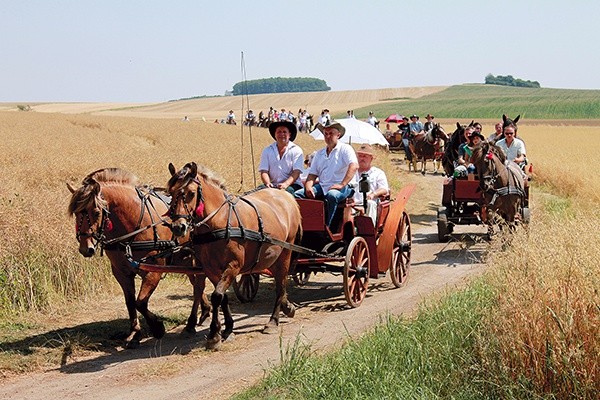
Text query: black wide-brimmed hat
268 120 297 141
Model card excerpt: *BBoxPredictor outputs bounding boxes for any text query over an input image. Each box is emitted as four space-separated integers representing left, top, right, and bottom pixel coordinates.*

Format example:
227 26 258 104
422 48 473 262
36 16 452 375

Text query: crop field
1 86 598 396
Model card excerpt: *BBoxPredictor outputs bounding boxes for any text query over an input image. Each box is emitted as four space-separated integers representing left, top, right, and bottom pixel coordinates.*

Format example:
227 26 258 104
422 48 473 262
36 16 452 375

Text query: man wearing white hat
352 144 389 225
294 120 358 227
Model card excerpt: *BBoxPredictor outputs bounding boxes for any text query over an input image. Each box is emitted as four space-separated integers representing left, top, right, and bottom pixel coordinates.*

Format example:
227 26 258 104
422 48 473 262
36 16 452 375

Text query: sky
2 0 599 103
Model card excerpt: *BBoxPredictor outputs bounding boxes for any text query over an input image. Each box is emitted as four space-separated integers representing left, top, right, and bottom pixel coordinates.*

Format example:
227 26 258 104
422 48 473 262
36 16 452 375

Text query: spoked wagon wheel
343 237 370 308
390 211 412 288
233 273 259 303
292 271 311 286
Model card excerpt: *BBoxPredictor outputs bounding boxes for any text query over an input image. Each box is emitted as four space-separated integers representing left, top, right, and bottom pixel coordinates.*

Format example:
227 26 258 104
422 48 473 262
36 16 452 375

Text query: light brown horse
67 168 210 348
470 142 526 233
167 162 302 350
410 123 449 174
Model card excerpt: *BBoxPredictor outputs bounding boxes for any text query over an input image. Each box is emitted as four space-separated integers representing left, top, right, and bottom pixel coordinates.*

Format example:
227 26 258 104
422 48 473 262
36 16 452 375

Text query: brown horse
67 168 210 348
442 121 473 177
470 142 526 233
410 123 449 175
166 162 302 349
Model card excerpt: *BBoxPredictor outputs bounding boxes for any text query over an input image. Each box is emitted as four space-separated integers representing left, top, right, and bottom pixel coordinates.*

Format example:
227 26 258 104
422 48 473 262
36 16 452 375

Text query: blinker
105 218 113 232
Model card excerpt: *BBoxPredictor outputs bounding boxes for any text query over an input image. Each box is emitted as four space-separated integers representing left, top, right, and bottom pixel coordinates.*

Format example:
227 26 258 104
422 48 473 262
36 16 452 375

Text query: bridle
75 205 112 248
168 177 206 223
480 150 524 206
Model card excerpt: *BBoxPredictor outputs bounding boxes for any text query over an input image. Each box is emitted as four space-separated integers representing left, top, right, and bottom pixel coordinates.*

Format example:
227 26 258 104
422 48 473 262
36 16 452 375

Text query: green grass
234 282 500 400
351 84 600 120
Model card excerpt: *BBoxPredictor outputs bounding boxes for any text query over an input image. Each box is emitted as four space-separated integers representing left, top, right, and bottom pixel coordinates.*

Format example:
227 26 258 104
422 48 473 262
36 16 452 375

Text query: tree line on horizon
231 77 330 95
485 74 540 88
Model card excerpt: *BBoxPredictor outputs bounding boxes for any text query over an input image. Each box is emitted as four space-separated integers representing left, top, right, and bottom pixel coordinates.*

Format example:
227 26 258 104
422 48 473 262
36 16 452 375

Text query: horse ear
190 162 198 176
456 122 461 129
168 163 177 176
502 114 507 122
468 120 474 127
66 182 77 194
89 179 101 195
513 115 520 124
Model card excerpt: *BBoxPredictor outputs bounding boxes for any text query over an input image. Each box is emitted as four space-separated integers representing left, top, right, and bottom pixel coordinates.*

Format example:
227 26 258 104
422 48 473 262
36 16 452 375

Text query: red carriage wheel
390 211 412 288
233 273 259 303
343 237 370 308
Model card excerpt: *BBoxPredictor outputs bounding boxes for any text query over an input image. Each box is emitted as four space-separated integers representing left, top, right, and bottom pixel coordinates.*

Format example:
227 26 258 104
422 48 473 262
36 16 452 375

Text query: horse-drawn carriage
437 140 531 242
234 184 415 308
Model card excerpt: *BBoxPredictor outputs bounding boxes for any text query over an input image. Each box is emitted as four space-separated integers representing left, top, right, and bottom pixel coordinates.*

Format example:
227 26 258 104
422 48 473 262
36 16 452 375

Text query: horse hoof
262 323 279 335
286 306 296 318
222 332 235 343
151 322 166 339
205 336 222 350
421 171 426 175
182 325 196 336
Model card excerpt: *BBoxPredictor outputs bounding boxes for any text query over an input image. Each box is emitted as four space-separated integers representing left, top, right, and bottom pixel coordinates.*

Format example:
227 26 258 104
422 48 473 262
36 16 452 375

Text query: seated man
496 122 527 169
258 120 304 194
351 144 390 225
294 120 358 227
453 125 476 178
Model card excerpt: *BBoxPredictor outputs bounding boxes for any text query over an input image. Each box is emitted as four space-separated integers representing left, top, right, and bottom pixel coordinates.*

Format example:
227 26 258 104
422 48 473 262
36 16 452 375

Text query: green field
353 84 600 120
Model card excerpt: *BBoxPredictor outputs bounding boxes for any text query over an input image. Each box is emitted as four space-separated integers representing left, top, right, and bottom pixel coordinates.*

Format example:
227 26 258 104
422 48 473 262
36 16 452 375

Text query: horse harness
481 153 525 207
77 187 177 256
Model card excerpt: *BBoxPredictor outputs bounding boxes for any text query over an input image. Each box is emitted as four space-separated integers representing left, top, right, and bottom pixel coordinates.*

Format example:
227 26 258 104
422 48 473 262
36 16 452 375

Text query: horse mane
68 168 137 216
82 168 138 186
471 141 507 167
168 162 227 191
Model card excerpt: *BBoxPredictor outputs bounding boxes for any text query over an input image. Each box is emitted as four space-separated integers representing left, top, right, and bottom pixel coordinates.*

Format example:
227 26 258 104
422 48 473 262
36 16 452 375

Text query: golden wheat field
1 96 599 394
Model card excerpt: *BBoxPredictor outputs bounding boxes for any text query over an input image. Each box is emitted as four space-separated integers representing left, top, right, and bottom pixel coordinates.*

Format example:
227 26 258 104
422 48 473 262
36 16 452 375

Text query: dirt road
0 172 489 400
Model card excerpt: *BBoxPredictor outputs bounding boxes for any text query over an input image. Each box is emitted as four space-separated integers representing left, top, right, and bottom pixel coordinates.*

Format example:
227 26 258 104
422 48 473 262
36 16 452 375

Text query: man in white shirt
367 111 378 128
496 123 527 168
258 121 304 194
294 120 358 227
352 144 389 225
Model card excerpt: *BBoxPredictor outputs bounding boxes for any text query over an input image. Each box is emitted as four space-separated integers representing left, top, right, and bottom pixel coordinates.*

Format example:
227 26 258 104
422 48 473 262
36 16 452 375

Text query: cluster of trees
485 74 540 88
232 77 330 95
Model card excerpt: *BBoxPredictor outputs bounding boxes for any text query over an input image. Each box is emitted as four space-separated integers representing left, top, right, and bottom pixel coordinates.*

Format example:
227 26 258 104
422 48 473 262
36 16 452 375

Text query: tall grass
355 84 600 120
235 201 599 399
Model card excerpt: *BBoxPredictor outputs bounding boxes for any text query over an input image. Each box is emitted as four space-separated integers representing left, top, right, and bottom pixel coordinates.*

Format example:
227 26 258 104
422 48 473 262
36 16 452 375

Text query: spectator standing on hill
367 111 379 128
258 120 304 194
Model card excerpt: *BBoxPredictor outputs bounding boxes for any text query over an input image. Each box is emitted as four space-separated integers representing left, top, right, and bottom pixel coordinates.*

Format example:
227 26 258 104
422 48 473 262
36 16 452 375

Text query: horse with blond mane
470 142 527 233
68 168 210 348
166 162 302 350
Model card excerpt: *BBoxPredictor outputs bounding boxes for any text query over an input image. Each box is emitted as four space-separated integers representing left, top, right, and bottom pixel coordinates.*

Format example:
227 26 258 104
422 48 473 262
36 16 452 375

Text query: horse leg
263 251 295 334
110 262 144 348
220 293 235 341
182 274 209 335
421 158 426 175
205 268 236 350
135 270 166 340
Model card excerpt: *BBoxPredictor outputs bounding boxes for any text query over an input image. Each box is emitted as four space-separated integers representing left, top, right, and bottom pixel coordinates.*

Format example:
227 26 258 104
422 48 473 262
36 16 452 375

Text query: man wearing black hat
258 121 304 194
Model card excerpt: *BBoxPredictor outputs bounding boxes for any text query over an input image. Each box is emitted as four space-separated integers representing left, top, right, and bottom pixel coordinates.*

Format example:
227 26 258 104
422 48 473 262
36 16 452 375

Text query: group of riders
383 113 528 177
226 107 315 133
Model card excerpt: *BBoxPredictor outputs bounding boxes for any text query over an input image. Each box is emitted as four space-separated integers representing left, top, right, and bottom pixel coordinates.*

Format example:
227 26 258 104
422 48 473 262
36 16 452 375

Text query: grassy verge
234 195 599 400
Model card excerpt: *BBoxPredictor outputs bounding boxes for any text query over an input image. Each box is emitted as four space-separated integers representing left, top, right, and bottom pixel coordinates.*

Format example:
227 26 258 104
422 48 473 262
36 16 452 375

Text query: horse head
167 162 201 237
432 123 449 142
502 114 520 130
67 177 111 257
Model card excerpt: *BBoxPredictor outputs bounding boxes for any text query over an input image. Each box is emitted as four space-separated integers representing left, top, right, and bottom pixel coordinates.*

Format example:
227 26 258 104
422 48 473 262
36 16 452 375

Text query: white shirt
309 142 358 193
258 142 304 186
367 116 378 126
496 138 526 161
352 166 389 204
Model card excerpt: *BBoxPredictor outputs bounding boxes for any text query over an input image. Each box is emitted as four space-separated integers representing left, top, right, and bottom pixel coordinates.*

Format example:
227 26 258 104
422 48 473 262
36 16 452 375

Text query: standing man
294 120 358 227
258 120 304 194
367 111 379 129
352 144 389 225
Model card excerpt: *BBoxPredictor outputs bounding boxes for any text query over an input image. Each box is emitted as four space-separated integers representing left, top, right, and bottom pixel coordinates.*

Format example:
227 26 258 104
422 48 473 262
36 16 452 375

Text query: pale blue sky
2 0 598 102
